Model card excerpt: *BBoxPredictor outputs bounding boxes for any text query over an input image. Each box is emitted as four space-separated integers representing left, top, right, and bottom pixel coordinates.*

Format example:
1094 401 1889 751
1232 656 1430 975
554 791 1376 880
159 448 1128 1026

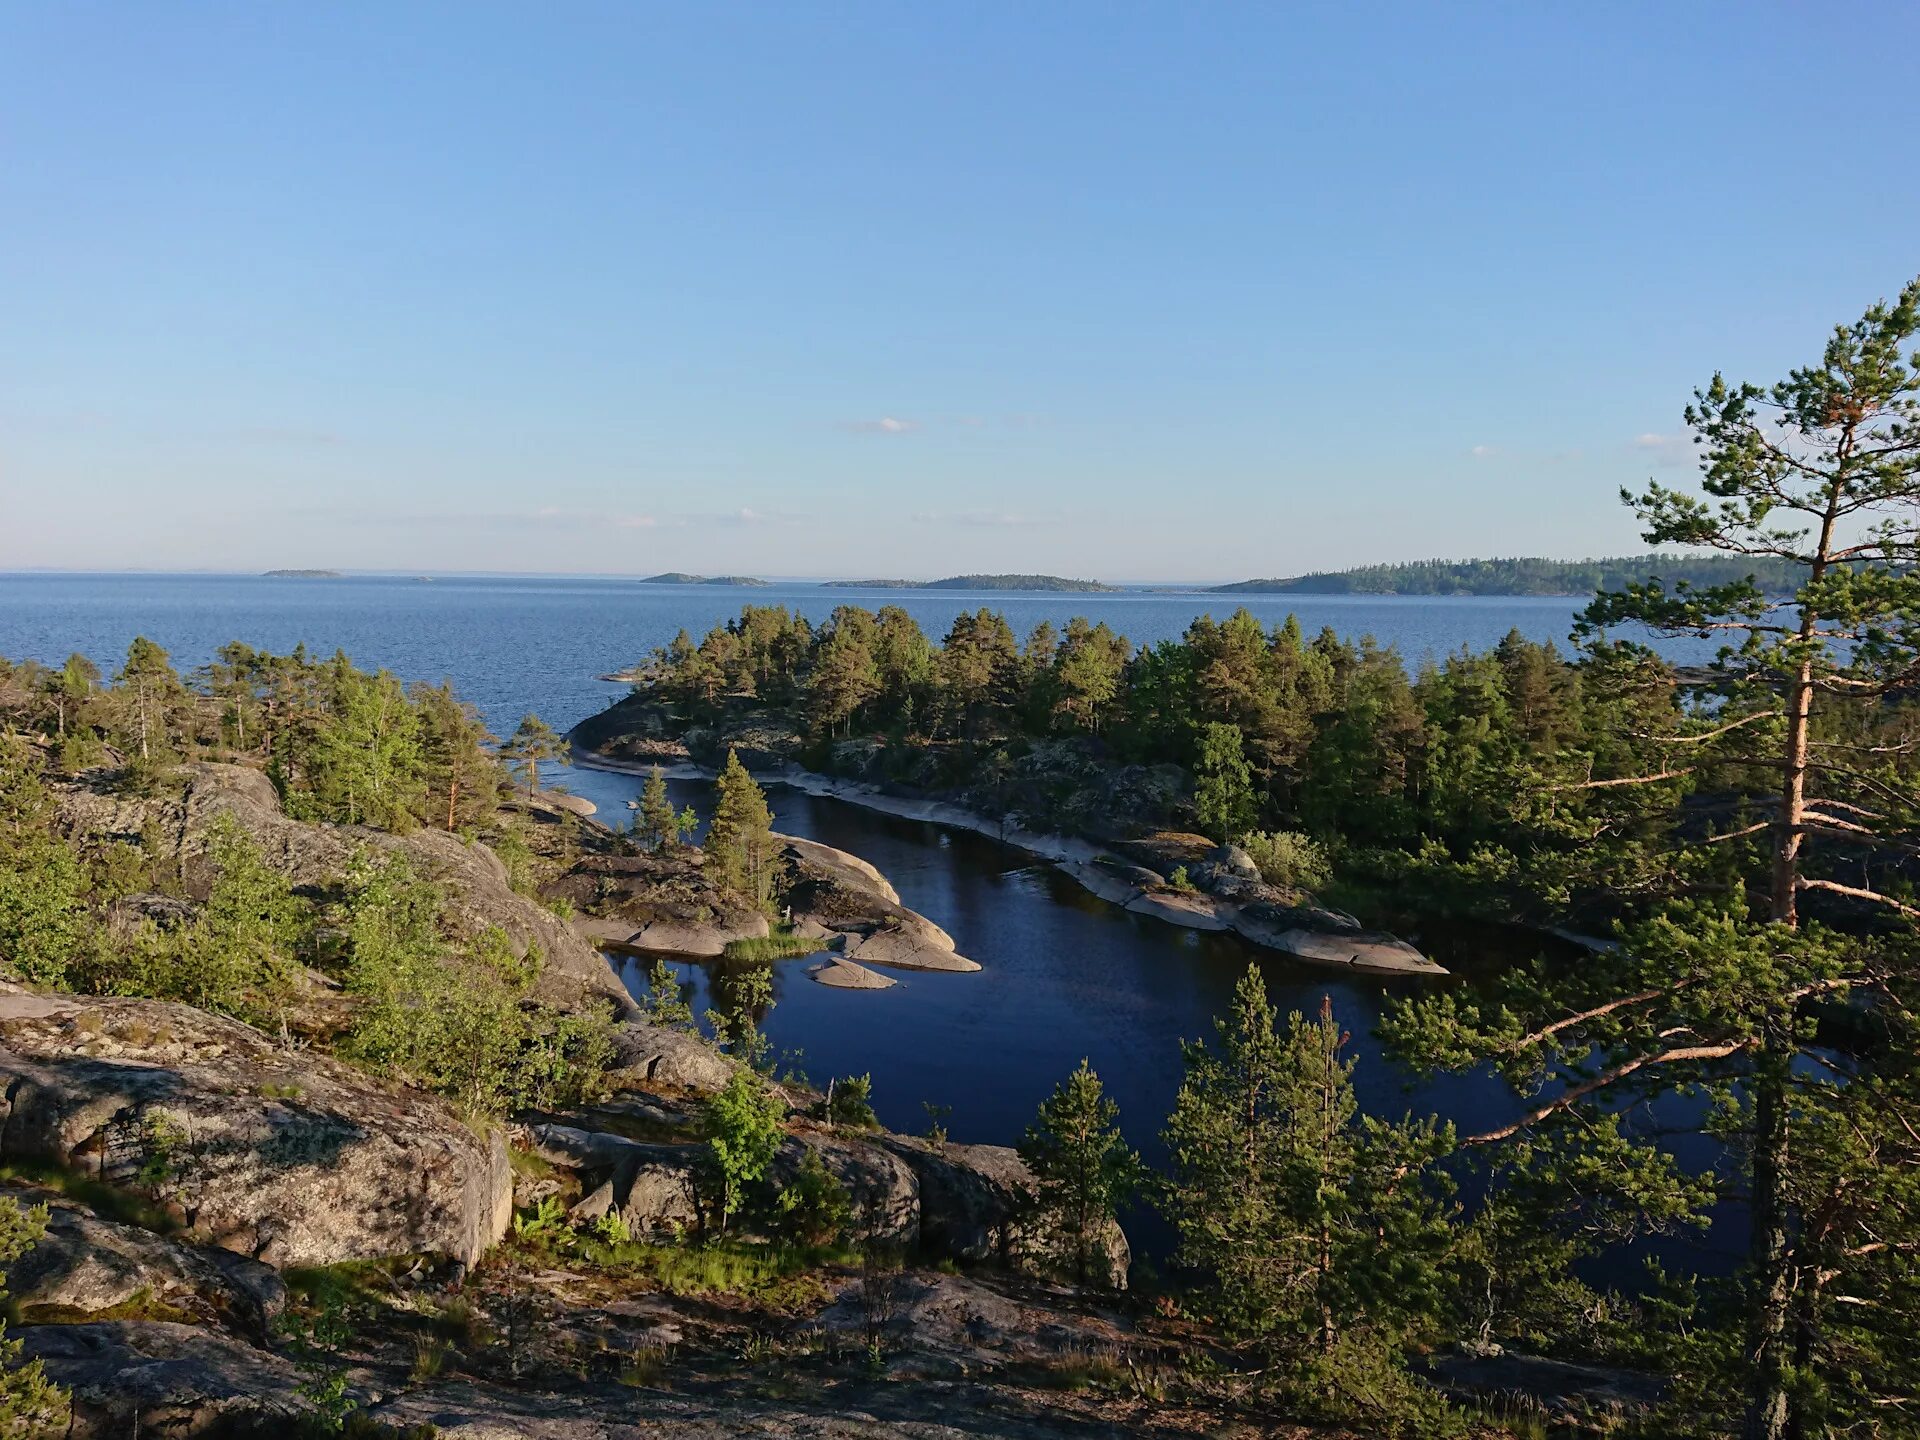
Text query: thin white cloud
1633 432 1694 467
1469 443 1497 459
841 416 919 435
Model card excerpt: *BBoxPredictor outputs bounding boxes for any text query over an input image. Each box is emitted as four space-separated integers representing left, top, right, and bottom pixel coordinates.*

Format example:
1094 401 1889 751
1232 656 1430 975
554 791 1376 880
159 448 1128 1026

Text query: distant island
821 573 1120 593
637 572 770 587
1213 554 1809 597
261 568 342 578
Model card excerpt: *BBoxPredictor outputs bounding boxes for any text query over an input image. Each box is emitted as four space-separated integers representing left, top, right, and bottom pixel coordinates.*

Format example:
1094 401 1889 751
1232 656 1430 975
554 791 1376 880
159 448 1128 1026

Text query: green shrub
0 1196 69 1435
824 1073 877 1130
773 1150 854 1246
1238 829 1334 892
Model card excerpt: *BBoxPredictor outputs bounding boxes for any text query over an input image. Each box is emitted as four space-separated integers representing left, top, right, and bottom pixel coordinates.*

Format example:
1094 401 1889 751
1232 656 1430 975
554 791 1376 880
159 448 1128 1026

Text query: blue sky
4 3 1917 581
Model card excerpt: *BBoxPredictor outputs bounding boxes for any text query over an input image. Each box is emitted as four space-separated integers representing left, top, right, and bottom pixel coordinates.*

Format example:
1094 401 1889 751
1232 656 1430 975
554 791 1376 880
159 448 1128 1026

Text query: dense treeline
1216 552 1815 595
0 639 504 832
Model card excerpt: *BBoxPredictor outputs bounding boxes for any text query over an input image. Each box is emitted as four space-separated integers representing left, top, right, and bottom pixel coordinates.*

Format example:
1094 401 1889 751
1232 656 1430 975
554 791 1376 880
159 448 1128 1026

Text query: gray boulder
878 1137 1130 1289
777 1127 919 1248
20 1320 305 1439
2 1189 285 1335
0 990 512 1267
606 1018 735 1093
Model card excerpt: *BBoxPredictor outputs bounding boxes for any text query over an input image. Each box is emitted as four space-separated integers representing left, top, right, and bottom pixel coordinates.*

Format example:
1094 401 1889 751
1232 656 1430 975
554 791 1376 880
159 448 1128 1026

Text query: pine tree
1388 277 1920 1440
1164 972 1454 1417
502 713 569 802
413 680 497 831
704 749 774 904
638 766 678 850
1018 1059 1141 1286
0 1196 68 1436
1193 722 1256 841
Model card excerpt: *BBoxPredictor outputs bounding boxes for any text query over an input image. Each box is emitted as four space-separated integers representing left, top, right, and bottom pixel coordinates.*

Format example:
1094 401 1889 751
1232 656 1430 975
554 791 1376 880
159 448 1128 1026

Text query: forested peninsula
1214 552 1812 595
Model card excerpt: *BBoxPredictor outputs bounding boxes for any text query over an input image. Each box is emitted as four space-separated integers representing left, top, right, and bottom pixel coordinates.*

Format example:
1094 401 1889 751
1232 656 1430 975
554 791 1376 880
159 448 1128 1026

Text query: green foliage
1192 722 1255 841
706 959 774 1070
636 766 694 850
637 956 694 1028
337 851 613 1117
721 925 821 962
824 1073 877 1130
701 1069 784 1231
773 1149 854 1246
501 713 568 801
704 750 775 904
1018 1059 1141 1286
1237 829 1332 892
1164 971 1455 1425
0 1195 71 1436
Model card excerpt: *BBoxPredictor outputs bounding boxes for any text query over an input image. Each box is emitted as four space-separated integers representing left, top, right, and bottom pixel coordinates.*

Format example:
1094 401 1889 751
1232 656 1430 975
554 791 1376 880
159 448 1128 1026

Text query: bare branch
1796 877 1920 920
1463 1040 1755 1146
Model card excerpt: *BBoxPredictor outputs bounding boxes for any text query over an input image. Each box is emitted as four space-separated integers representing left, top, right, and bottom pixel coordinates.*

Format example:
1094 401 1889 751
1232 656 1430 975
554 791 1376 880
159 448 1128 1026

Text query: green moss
283 1256 415 1311
0 1158 175 1233
20 1286 199 1326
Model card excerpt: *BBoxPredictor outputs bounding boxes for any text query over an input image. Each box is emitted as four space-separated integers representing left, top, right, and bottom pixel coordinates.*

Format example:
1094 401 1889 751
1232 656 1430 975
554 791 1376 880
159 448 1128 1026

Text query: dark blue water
0 572 1735 1267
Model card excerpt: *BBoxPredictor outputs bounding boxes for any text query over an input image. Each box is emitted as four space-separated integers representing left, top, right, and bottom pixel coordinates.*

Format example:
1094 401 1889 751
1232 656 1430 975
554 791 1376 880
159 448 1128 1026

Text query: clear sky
4 3 1917 582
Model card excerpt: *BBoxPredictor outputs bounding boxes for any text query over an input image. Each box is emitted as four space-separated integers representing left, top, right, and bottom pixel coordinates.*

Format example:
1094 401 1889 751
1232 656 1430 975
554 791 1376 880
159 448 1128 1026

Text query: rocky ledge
0 988 512 1267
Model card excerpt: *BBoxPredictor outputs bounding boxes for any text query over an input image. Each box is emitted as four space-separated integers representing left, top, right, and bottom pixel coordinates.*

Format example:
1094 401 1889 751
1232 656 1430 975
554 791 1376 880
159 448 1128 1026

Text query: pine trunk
1742 1027 1794 1440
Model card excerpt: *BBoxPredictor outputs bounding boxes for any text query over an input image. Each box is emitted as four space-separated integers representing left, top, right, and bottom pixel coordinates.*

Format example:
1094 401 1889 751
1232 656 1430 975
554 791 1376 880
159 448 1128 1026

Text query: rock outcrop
3 1187 285 1335
806 957 897 989
605 1017 736 1093
879 1136 1131 1290
20 1320 306 1438
0 990 512 1267
52 763 632 1014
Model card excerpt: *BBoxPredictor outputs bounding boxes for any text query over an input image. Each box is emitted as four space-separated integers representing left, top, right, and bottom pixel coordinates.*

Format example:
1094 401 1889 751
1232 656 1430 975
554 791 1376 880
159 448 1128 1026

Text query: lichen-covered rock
2 1187 285 1334
606 1019 735 1093
20 1320 306 1439
0 990 511 1267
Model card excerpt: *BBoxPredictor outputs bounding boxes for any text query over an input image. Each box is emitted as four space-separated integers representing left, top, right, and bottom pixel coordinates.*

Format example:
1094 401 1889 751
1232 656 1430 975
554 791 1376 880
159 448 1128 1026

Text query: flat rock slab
1272 928 1446 975
841 927 981 972
777 833 901 904
1124 889 1232 931
807 957 898 990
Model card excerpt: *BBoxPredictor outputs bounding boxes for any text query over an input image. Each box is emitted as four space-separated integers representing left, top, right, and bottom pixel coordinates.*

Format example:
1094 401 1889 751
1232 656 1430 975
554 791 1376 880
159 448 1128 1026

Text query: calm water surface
0 573 1731 1265
0 572 1589 734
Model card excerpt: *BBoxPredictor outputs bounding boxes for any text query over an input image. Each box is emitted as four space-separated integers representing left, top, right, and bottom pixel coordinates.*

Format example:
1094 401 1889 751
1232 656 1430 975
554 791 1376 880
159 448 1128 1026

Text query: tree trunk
1743 1026 1794 1440
1771 656 1813 926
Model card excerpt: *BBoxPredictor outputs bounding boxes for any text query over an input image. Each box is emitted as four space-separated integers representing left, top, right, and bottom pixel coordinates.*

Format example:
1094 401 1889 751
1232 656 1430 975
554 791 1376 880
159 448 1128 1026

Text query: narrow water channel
560 764 1742 1270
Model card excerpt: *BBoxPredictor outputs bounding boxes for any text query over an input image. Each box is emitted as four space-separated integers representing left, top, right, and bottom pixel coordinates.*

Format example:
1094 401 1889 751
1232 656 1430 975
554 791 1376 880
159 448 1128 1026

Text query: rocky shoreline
574 749 1446 978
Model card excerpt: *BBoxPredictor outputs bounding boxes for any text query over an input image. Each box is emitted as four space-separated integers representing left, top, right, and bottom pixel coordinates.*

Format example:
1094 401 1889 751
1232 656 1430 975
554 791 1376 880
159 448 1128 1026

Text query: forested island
261 568 341 578
820 573 1119 592
0 280 1916 1440
1214 553 1813 595
638 571 770 586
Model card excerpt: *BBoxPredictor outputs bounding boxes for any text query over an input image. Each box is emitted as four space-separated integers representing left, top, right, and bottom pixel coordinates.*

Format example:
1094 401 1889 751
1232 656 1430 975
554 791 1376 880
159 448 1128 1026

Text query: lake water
0 572 1591 735
0 572 1734 1267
